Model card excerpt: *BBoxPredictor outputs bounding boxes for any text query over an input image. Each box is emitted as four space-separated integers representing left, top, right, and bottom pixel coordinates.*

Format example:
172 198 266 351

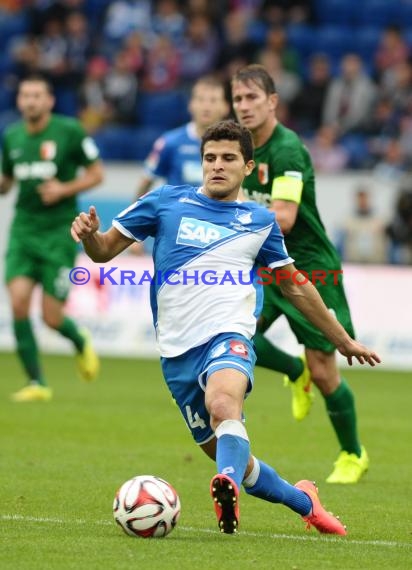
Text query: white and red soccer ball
113 475 181 538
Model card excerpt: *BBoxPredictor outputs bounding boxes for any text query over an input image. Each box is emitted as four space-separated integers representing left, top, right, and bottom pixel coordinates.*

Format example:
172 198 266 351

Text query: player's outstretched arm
278 264 381 366
71 206 133 263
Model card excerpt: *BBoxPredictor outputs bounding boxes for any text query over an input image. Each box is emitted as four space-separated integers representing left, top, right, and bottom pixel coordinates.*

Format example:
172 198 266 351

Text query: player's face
17 81 55 123
189 85 229 129
202 139 254 201
231 79 277 132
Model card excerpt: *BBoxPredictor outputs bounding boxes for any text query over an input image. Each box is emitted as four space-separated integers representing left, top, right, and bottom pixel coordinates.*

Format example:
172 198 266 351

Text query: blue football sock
244 460 312 516
215 418 250 490
216 434 250 489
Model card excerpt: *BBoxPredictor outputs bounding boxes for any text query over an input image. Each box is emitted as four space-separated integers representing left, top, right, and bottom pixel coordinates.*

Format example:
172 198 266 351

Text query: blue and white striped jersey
113 185 293 357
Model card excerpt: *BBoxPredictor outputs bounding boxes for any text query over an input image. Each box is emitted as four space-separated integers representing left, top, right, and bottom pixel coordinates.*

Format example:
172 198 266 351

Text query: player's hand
336 338 381 366
71 206 100 243
37 178 67 205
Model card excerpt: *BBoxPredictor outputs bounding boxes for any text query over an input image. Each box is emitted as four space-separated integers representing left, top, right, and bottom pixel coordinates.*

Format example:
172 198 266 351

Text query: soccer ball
113 475 181 538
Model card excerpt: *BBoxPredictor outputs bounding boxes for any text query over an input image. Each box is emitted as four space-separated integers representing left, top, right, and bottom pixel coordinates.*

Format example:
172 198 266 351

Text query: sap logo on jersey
177 217 235 248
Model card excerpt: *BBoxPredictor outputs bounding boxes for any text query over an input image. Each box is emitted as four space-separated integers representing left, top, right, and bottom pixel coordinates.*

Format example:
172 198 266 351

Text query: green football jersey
243 123 341 272
1 114 99 232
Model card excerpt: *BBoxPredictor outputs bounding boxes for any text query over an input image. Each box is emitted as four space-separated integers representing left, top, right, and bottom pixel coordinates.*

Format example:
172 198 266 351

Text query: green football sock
56 317 85 352
13 319 46 386
254 332 304 380
325 379 361 456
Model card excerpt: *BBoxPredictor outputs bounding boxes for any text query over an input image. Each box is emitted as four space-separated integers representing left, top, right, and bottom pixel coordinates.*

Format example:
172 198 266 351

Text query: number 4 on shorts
185 405 207 429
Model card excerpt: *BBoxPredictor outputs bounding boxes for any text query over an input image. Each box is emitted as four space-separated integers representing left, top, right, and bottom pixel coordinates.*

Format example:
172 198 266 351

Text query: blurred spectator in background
216 9 257 82
11 34 41 80
305 125 349 173
152 0 186 45
183 0 226 22
322 53 377 137
339 186 388 264
264 25 300 73
365 96 399 162
257 49 301 104
259 0 313 25
64 11 91 87
178 13 220 86
79 56 110 133
102 0 153 53
399 111 412 163
372 137 410 184
291 53 332 134
374 26 409 83
142 34 180 92
103 49 138 125
27 0 86 36
36 17 67 86
380 60 412 118
121 31 145 75
386 179 412 264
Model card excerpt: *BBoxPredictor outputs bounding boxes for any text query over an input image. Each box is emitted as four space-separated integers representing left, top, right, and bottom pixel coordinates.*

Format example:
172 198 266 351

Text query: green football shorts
259 269 355 352
5 226 77 301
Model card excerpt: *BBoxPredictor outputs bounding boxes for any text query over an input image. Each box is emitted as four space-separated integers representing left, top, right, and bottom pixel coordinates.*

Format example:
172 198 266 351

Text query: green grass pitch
1 352 411 569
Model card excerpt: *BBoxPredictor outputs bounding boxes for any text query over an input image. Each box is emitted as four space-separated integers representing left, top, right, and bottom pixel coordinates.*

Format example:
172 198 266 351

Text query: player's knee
42 311 62 329
10 296 30 319
208 395 236 430
308 356 339 391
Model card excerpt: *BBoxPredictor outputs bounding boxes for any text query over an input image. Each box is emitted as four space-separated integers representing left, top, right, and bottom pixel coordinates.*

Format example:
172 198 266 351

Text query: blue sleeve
257 220 294 268
113 187 162 241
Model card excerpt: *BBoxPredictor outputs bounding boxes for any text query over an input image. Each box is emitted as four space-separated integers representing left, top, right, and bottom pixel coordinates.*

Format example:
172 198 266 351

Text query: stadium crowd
1 0 412 263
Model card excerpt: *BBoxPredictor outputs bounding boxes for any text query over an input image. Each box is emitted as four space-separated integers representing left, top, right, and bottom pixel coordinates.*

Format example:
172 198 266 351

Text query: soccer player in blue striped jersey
72 120 380 535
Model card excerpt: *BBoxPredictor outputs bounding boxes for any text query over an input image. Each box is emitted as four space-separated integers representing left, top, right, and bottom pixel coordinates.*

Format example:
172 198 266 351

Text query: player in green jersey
231 64 368 484
0 74 103 402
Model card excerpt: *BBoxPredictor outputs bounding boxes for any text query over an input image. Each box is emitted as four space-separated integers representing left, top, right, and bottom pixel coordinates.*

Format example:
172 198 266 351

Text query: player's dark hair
19 74 54 95
200 120 253 163
231 64 277 96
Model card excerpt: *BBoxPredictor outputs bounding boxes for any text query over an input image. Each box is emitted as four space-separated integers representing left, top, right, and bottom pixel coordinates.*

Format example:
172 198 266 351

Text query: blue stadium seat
54 87 79 117
0 12 29 50
128 126 165 161
340 134 371 169
352 27 382 60
313 26 353 59
287 25 316 58
246 20 269 46
403 26 412 48
93 126 164 161
136 91 190 129
314 0 357 25
93 127 136 161
354 0 402 26
0 53 16 80
83 0 113 25
0 88 15 112
0 110 19 137
396 2 412 26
